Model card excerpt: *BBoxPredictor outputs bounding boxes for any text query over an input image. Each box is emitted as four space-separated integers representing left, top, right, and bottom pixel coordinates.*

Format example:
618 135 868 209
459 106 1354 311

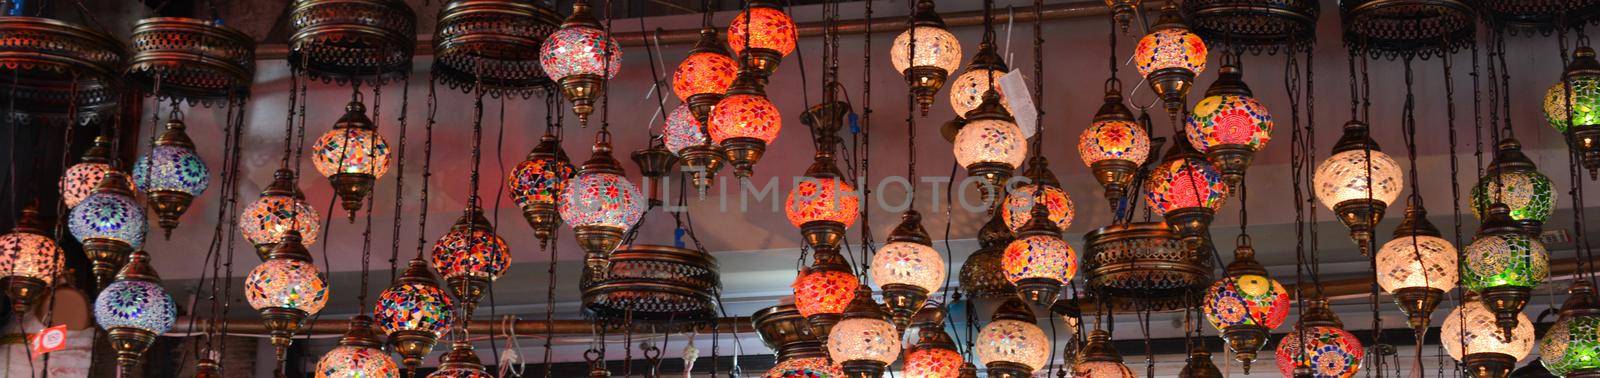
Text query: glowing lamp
1463 203 1549 336
1376 202 1458 330
510 133 573 244
240 169 320 260
1134 4 1207 112
1546 46 1600 178
94 251 176 378
903 303 964 378
315 315 398 378
559 135 645 274
955 90 1027 201
1185 62 1272 191
1313 121 1402 255
710 71 782 178
976 298 1050 378
376 258 456 372
727 0 797 77
133 116 209 238
828 287 900 377
428 340 495 378
674 28 738 122
431 205 510 315
1442 296 1534 378
1203 236 1290 373
669 103 725 194
869 210 944 330
1540 281 1600 377
665 104 710 156
950 39 1010 118
1144 131 1228 252
793 248 858 345
60 136 120 209
1274 298 1363 378
766 357 845 378
1002 156 1074 232
1471 138 1555 237
1002 203 1075 307
891 0 962 115
1080 83 1150 207
540 0 620 126
245 231 328 365
787 134 858 251
311 99 392 220
0 205 64 312
69 170 146 289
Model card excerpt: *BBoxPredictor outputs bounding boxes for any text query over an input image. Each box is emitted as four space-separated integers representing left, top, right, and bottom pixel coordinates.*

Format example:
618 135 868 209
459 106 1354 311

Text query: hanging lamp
754 303 844 378
1179 0 1320 54
582 244 721 328
727 0 798 78
870 210 944 331
94 251 176 378
827 286 900 377
245 230 329 366
902 303 965 378
1471 138 1555 237
1463 203 1550 336
432 0 561 96
1375 202 1458 331
428 340 495 377
892 0 962 116
1202 235 1290 373
311 99 393 220
1135 3 1208 114
793 248 858 346
709 70 782 179
1548 45 1600 179
1080 81 1150 207
1002 156 1074 232
976 298 1051 378
240 169 321 260
559 131 645 274
1274 297 1364 378
510 132 573 244
134 114 210 238
1002 203 1074 308
69 170 146 289
958 211 1018 299
955 89 1027 202
1442 294 1535 378
672 102 726 195
789 100 857 252
1185 59 1272 191
675 28 738 123
950 32 1010 119
431 205 510 316
1540 280 1600 377
1072 330 1134 378
1145 129 1229 253
0 204 63 312
60 136 119 209
540 0 620 127
1313 120 1402 255
1178 348 1224 378
375 258 456 373
1084 220 1208 311
314 315 399 378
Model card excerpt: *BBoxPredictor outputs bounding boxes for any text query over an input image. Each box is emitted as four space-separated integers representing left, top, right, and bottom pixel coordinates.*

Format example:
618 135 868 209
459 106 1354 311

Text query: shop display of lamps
239 169 320 260
60 136 119 209
1185 60 1272 191
560 131 645 274
955 90 1027 200
94 251 176 378
375 258 456 373
510 132 573 244
1313 120 1402 255
431 205 511 315
1135 3 1208 113
69 170 146 288
1202 235 1290 373
1376 202 1458 331
540 0 620 126
827 286 900 377
1274 298 1363 378
976 298 1051 378
1546 45 1600 179
1471 138 1555 237
891 0 962 115
1442 295 1535 378
1540 280 1600 377
245 230 329 365
792 248 857 346
133 115 209 238
314 315 399 378
789 100 857 252
428 340 495 378
727 0 797 78
1002 203 1075 307
311 99 392 220
710 70 782 179
1462 203 1550 336
1002 155 1074 232
0 205 63 312
1145 130 1229 253
869 210 944 330
903 303 965 378
1079 81 1150 207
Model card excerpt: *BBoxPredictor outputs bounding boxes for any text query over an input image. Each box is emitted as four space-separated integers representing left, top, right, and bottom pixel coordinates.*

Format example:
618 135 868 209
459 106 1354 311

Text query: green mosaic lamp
1461 203 1550 337
1471 138 1554 237
1540 280 1600 377
1546 45 1600 179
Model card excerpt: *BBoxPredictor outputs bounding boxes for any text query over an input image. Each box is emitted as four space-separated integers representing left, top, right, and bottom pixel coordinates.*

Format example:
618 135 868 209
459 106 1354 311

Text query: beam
166 316 755 338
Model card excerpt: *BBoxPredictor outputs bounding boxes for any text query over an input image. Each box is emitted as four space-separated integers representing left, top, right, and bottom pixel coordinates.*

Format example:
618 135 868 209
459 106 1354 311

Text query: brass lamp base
1 276 46 313
965 162 1014 206
575 224 625 273
1164 207 1215 254
680 144 725 197
1480 286 1532 336
741 48 784 78
1148 67 1196 113
84 239 133 289
390 329 438 373
800 220 846 252
985 361 1033 378
1206 144 1254 193
905 66 948 116
1014 277 1062 309
560 73 604 127
687 93 722 124
1393 287 1444 330
148 189 194 239
804 312 840 352
721 137 767 179
449 275 491 317
840 360 887 378
1573 126 1600 180
329 172 376 221
1222 324 1269 374
1091 159 1138 208
1333 198 1387 256
195 357 222 378
108 327 157 378
879 283 928 332
522 202 559 245
1463 352 1515 378
260 307 310 364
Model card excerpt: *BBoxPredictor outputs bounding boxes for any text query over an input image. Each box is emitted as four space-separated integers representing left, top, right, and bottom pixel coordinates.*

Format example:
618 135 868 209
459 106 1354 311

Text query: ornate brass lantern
1464 203 1549 337
433 0 560 96
376 258 455 373
70 171 144 289
541 0 619 126
727 0 798 78
1203 235 1290 373
828 287 900 377
870 211 942 331
1179 348 1224 378
99 251 174 378
1135 4 1207 113
904 303 965 377
246 231 327 365
1549 46 1600 179
137 116 207 237
793 248 856 348
1379 202 1456 331
288 0 416 81
959 211 1018 300
755 303 843 377
583 244 720 330
1179 0 1320 54
1340 0 1475 59
792 100 855 252
1145 132 1229 255
0 15 124 126
126 17 255 101
511 133 573 245
1084 222 1211 310
1186 61 1272 191
312 100 391 220
1080 81 1149 208
1472 138 1555 238
956 90 1025 202
0 205 61 313
710 71 782 179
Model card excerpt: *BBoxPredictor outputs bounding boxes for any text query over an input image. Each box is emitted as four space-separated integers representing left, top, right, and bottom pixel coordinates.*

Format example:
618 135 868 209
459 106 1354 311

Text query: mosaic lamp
510 132 573 245
0 205 64 312
239 169 320 260
1274 298 1364 378
958 211 1018 300
540 0 620 126
891 0 962 115
375 258 456 373
245 230 329 365
1072 330 1136 378
792 248 857 346
1202 235 1290 373
1470 138 1555 237
1442 295 1534 378
753 303 843 378
1462 203 1549 337
431 205 511 316
869 210 944 331
1002 155 1074 232
727 0 797 77
674 28 738 122
1002 202 1075 308
766 357 844 378
1376 202 1458 331
69 170 147 289
976 298 1051 378
1179 348 1224 378
669 103 726 195
314 315 399 378
60 136 118 209
1540 280 1600 377
709 70 782 179
1545 46 1600 178
1313 120 1402 255
1185 61 1272 191
955 89 1027 201
94 251 176 378
133 116 209 238
1080 82 1151 207
559 132 645 274
787 144 858 252
1145 130 1229 253
903 303 965 378
427 340 495 378
950 36 1010 118
827 287 900 378
311 99 392 220
1134 3 1208 113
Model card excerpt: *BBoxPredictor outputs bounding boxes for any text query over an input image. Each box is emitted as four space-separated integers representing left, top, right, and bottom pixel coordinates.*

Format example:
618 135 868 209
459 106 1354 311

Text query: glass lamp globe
976 299 1051 376
60 136 118 208
1441 299 1534 363
430 209 512 283
246 256 329 316
785 177 860 228
868 240 945 297
509 133 573 243
133 117 210 236
891 0 963 116
1312 150 1404 211
315 316 399 378
664 104 710 156
1275 301 1363 378
558 170 645 230
1185 95 1272 155
792 265 858 318
1376 203 1458 330
240 169 320 260
1471 138 1555 234
1133 28 1207 79
765 357 845 378
540 21 621 82
70 171 148 288
827 317 901 366
1144 150 1229 214
1203 274 1292 332
1540 282 1600 377
376 258 456 371
953 119 1027 173
427 341 495 378
1001 234 1076 289
0 206 66 296
1545 46 1600 133
727 2 798 76
1080 119 1151 168
1075 361 1137 378
709 90 783 145
904 347 964 378
94 256 176 335
950 68 1010 117
672 41 737 103
1001 184 1073 232
311 100 392 218
1461 233 1549 293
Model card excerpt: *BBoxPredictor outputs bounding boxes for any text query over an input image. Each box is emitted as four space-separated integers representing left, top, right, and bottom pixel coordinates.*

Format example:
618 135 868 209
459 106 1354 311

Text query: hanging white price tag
998 69 1037 138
